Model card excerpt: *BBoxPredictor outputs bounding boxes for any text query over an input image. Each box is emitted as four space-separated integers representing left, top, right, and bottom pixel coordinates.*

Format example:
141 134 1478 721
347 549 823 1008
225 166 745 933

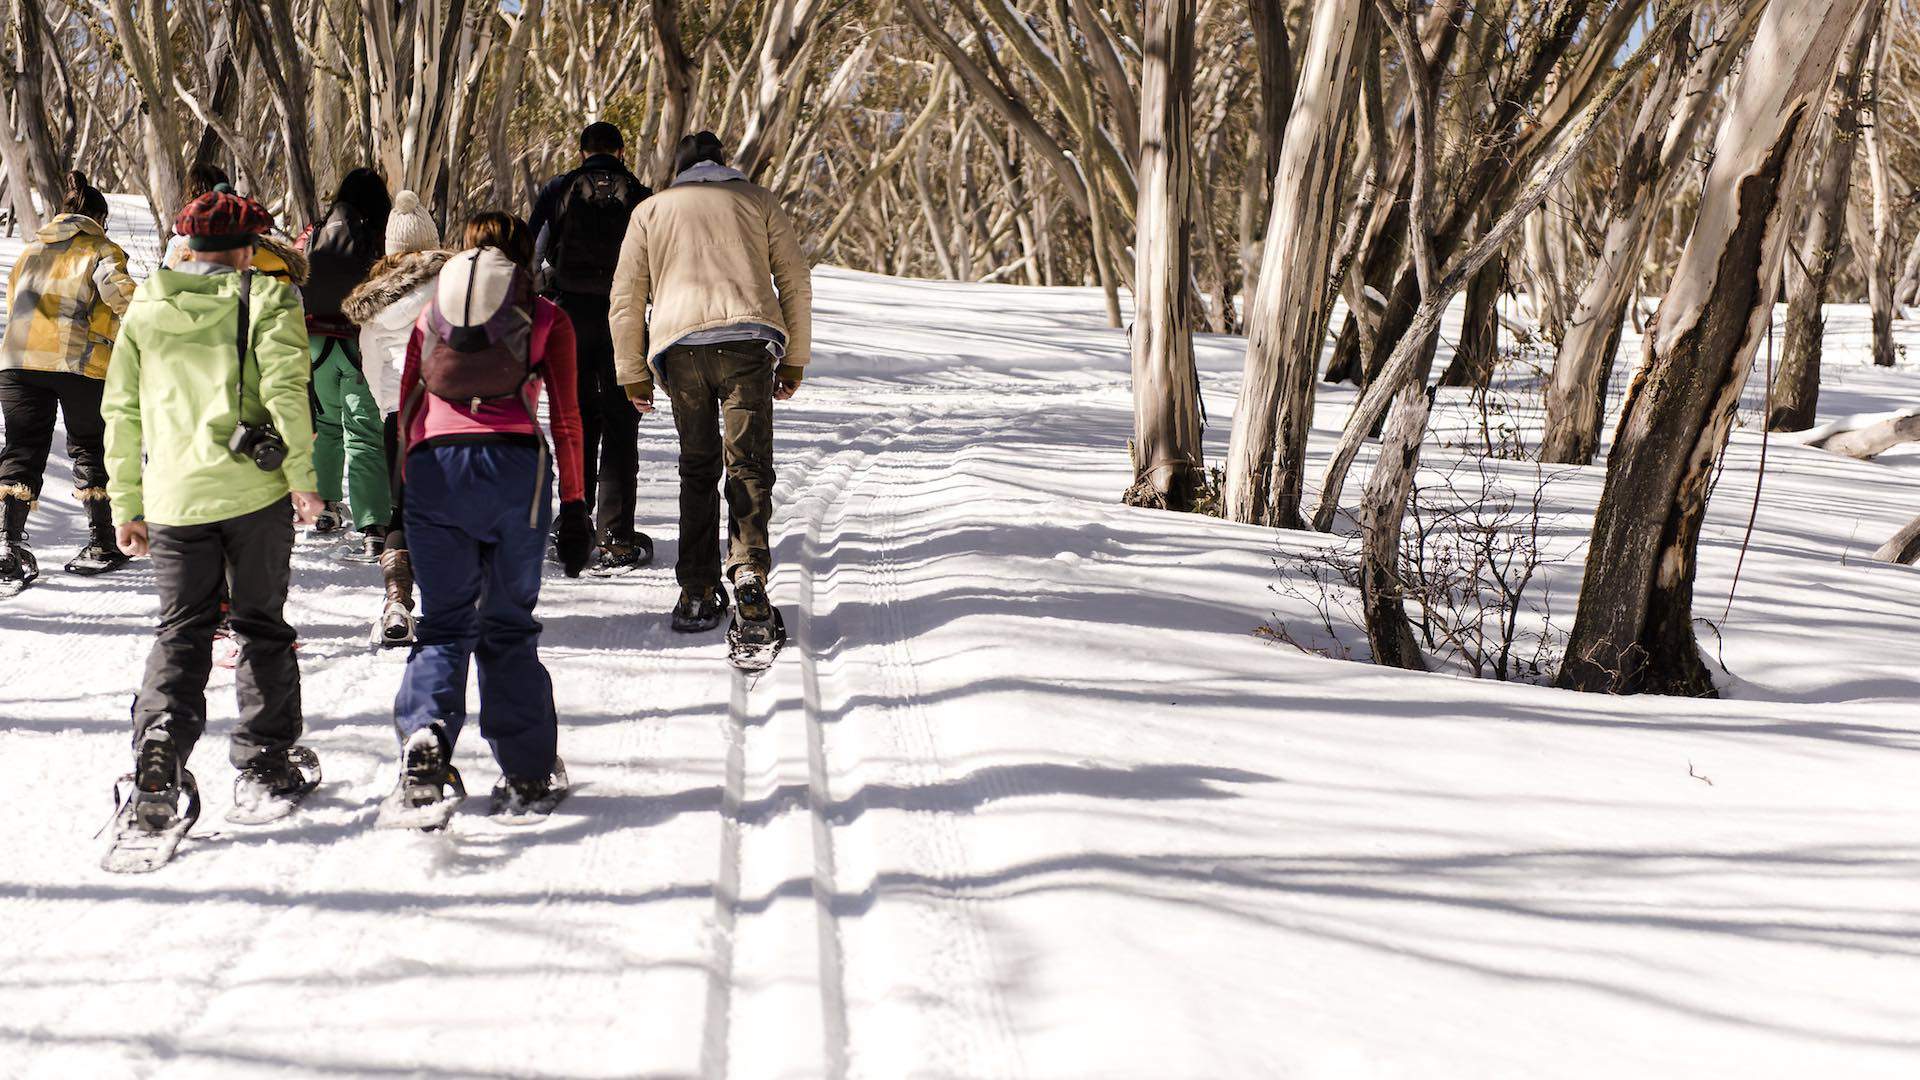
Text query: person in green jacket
101 187 326 834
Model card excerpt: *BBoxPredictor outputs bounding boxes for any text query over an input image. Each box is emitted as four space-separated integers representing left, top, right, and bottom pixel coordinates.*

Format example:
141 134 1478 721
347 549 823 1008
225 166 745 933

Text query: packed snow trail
4 208 1920 1076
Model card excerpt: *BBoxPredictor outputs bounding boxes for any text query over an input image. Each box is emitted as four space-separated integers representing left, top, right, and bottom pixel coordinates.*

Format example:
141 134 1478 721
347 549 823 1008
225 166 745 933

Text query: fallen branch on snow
1872 514 1920 564
1801 408 1920 460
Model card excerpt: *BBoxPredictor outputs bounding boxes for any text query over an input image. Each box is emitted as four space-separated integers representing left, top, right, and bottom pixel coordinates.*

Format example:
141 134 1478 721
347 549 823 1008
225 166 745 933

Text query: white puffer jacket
340 249 452 415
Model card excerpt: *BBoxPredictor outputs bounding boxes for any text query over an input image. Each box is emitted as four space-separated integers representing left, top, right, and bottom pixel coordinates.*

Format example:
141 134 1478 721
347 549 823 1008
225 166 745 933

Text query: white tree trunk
1542 1 1768 462
1559 0 1874 697
1859 3 1898 367
1124 0 1204 510
1221 0 1369 527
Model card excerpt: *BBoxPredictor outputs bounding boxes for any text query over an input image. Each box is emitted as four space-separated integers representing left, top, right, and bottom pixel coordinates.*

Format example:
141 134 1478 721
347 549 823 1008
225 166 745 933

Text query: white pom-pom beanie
385 190 441 255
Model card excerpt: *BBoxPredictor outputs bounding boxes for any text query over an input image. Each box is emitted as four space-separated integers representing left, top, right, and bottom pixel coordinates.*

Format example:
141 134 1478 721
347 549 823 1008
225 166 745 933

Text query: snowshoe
101 735 202 873
586 532 655 578
308 501 350 535
227 745 322 825
372 600 416 648
726 572 786 673
340 530 385 564
488 758 571 824
0 542 36 597
375 725 465 831
64 541 128 576
671 584 729 633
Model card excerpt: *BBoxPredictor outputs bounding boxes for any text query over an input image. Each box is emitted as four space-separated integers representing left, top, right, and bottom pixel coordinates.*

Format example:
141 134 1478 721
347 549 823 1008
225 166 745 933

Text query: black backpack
550 168 645 295
304 203 381 323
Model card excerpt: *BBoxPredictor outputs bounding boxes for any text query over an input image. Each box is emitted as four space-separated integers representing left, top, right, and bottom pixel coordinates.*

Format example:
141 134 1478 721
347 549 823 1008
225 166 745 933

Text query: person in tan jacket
609 131 812 634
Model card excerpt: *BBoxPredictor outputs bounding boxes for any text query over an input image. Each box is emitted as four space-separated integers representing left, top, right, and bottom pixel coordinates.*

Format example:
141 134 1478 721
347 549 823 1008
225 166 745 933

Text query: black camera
229 420 289 472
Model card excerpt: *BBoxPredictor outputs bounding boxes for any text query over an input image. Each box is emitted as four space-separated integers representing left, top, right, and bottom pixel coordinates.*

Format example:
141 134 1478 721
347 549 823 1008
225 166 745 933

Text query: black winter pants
0 369 108 497
133 497 302 768
557 291 640 540
662 343 776 590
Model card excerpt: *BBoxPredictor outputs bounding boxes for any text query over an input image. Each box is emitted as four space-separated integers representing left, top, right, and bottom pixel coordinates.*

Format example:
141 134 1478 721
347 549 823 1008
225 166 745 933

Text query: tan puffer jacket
608 164 811 394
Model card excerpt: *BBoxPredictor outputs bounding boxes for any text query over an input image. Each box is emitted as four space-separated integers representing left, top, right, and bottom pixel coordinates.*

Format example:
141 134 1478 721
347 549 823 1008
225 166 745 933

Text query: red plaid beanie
174 184 273 251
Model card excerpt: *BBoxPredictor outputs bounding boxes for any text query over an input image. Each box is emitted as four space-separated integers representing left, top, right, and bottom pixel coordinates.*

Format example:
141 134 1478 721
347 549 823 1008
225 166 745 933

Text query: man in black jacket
530 122 654 575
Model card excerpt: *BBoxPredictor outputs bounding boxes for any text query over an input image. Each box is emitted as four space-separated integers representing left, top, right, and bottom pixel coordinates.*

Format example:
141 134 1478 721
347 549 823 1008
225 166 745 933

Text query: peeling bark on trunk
1766 8 1873 430
1859 8 1897 369
1360 383 1432 670
1543 0 1769 463
1123 0 1203 511
1771 0 1882 431
1248 0 1294 187
1558 0 1871 698
1222 0 1369 527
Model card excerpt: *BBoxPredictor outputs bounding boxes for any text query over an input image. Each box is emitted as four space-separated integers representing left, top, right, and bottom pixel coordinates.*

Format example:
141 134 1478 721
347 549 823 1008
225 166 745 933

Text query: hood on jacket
435 248 523 328
671 162 749 186
35 213 107 244
135 267 279 339
342 248 453 325
255 232 310 285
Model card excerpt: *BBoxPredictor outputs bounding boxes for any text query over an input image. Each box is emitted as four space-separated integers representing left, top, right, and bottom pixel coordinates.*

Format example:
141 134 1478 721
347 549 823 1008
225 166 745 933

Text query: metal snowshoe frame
100 769 202 873
227 746 323 825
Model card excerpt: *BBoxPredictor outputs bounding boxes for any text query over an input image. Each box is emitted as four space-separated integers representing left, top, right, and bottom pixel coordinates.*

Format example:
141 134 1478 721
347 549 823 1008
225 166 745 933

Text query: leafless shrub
1265 378 1573 681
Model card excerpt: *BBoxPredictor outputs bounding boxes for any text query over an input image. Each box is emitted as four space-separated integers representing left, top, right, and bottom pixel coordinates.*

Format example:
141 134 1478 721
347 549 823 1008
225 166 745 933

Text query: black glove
556 500 593 578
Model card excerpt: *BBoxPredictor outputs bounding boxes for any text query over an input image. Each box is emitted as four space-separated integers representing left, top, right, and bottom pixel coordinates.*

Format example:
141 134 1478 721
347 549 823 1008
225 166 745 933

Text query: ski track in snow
4 208 1920 1077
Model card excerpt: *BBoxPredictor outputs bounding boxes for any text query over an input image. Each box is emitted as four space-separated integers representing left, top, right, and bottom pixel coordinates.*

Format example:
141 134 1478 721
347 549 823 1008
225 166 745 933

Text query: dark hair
185 164 231 201
61 171 109 224
330 167 392 224
671 131 727 176
462 211 534 270
580 122 625 155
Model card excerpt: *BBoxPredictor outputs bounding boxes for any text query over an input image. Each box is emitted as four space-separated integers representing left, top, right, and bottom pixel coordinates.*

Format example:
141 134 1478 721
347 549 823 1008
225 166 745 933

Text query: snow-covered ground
2 206 1919 1078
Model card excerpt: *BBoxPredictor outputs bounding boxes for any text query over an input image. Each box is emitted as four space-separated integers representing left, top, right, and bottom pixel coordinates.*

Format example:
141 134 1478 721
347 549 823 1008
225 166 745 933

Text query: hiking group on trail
0 125 814 871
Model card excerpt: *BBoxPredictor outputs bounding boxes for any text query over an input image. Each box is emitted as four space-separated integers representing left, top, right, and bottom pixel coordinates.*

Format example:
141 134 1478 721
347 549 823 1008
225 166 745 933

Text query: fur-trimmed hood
255 232 309 285
342 248 453 325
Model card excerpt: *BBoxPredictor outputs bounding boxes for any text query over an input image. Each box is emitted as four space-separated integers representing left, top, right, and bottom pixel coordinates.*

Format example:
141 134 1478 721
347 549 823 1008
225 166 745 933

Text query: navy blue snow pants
393 441 558 781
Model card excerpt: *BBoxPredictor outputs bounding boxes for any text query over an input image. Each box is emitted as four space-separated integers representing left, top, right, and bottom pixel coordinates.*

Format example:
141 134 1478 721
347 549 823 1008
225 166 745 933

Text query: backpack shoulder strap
233 270 254 415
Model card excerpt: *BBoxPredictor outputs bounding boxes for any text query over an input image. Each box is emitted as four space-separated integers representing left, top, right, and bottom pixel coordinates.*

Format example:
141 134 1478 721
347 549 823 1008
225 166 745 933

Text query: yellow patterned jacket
0 214 136 379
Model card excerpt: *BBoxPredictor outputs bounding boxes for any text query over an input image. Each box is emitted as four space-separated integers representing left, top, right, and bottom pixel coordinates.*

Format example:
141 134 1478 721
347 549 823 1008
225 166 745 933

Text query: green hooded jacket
103 267 319 527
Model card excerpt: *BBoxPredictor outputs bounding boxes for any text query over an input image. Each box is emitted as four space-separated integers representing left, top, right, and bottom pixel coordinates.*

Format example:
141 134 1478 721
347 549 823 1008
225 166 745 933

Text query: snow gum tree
1222 0 1371 528
1541 1 1769 462
1770 0 1884 432
1558 0 1876 698
1126 0 1206 511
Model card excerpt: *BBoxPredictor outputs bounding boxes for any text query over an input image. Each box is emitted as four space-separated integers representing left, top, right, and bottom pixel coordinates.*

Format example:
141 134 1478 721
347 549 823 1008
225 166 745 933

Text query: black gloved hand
556 500 593 579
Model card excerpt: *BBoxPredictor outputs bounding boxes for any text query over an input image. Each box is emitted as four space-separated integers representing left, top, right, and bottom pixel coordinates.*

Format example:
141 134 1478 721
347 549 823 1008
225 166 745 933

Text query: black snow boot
375 723 466 830
402 724 461 806
586 531 655 577
489 758 571 819
671 584 729 633
133 731 185 831
0 488 38 595
238 747 319 797
65 489 130 576
733 568 773 624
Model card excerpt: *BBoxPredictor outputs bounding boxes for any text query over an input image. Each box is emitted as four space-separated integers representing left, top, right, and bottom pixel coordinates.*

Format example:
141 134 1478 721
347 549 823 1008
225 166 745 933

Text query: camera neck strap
233 269 254 420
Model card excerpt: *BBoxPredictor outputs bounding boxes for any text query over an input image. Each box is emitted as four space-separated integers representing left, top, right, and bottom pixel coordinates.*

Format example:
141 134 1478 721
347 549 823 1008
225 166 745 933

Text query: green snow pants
310 336 391 530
